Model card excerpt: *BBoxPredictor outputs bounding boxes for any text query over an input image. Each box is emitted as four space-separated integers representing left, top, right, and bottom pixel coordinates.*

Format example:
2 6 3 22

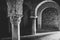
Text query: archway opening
42 7 59 31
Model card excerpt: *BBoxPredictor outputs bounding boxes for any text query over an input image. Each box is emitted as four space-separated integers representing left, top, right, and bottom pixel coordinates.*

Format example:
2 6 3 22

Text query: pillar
7 0 23 40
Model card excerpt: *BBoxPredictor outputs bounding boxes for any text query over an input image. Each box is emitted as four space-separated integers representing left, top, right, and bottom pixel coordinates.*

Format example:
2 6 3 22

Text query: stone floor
1 37 12 40
21 31 60 40
1 31 60 40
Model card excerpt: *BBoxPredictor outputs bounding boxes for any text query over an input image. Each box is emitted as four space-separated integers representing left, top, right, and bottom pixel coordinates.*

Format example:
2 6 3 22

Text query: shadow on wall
0 0 11 38
20 2 32 36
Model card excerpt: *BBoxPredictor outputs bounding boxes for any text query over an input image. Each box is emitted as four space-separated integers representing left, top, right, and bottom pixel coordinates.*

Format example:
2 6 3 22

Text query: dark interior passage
0 0 11 38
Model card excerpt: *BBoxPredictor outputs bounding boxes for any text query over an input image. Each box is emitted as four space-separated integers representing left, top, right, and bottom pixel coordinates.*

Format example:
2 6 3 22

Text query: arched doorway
35 0 60 33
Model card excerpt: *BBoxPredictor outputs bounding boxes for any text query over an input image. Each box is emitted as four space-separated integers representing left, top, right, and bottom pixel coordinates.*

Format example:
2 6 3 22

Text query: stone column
7 0 23 40
30 9 37 35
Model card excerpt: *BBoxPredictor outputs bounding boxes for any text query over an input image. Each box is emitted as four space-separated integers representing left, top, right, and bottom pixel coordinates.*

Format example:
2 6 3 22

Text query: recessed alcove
36 8 60 33
42 7 59 31
36 0 60 33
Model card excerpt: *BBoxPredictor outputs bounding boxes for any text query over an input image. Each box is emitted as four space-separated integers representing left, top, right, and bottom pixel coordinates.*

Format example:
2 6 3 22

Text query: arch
35 0 60 33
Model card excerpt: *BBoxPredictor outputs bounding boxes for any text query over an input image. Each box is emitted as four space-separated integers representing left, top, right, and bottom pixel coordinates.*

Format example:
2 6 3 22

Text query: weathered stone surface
7 0 23 17
7 0 23 40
